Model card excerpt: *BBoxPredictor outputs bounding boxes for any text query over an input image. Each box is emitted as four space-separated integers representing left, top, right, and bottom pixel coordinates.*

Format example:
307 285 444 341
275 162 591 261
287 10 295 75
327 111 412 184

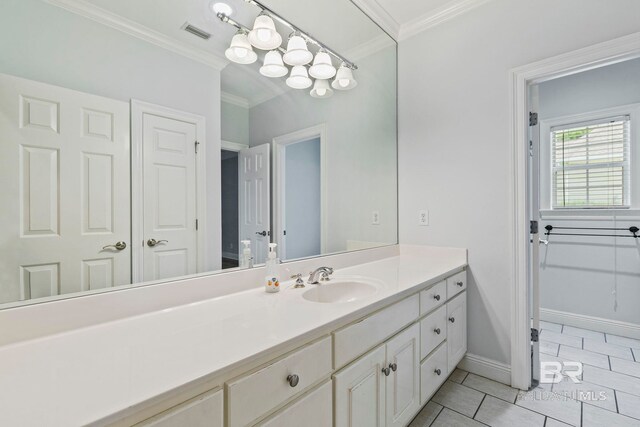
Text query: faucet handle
291 274 305 288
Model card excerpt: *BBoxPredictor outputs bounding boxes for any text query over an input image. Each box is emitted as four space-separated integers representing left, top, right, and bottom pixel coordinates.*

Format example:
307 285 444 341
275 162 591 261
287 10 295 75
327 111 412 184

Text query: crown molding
221 91 250 109
349 0 400 40
399 0 493 41
345 34 395 63
45 0 229 70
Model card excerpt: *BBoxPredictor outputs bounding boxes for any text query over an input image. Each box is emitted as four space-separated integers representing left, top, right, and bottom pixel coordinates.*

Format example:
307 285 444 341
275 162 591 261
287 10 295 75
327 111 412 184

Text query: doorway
273 124 327 261
509 33 640 391
221 149 239 269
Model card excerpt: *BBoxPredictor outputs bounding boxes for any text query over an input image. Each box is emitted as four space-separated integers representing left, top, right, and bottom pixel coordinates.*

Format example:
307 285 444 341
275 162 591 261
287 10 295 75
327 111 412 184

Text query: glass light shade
286 65 312 89
225 33 257 64
248 15 282 50
260 50 288 78
310 78 333 98
331 65 358 90
309 51 336 79
283 35 313 66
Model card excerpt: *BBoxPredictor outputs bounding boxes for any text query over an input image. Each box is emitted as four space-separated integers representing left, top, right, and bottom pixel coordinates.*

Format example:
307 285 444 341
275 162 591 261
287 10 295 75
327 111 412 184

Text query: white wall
0 0 222 273
537 60 640 325
249 46 398 254
398 0 640 367
221 101 250 145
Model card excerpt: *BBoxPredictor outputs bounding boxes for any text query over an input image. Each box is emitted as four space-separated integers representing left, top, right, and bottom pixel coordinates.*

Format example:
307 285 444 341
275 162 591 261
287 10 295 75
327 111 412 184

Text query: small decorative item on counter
265 243 280 293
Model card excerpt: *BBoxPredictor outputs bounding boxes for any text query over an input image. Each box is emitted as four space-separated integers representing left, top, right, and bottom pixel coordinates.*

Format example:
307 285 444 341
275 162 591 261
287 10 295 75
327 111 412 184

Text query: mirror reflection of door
281 138 322 260
239 143 271 265
0 74 131 303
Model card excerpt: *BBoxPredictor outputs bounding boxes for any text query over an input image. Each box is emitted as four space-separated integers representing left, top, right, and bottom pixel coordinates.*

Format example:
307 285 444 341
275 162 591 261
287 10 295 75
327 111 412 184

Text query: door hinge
531 328 539 342
283 230 286 236
530 220 538 234
195 219 199 230
529 112 538 126
195 141 200 154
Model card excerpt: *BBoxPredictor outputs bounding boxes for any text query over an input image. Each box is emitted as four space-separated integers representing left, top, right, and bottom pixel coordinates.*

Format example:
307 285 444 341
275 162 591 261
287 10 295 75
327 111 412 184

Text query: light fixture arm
218 1 357 70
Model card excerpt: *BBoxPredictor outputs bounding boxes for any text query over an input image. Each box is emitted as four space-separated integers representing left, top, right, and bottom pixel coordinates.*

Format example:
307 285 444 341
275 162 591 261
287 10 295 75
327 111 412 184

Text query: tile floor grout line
472 393 487 419
607 355 611 371
613 389 619 414
580 401 583 427
433 402 492 427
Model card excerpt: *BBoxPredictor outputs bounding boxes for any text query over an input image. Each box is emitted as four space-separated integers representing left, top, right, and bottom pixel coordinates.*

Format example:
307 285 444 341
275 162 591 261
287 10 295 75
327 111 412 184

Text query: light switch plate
372 211 380 225
418 210 429 226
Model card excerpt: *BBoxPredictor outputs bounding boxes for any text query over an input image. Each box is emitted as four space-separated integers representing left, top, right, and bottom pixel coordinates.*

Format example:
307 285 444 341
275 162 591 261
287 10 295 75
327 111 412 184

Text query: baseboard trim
458 353 512 386
540 308 640 339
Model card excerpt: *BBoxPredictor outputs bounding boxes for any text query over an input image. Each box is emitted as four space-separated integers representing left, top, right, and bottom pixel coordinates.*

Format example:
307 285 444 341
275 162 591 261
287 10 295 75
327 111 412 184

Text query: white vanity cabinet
334 323 420 427
447 292 467 372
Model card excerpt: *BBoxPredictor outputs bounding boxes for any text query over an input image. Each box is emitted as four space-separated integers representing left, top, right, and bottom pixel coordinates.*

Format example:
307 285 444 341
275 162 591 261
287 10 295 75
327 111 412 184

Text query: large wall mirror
0 0 397 308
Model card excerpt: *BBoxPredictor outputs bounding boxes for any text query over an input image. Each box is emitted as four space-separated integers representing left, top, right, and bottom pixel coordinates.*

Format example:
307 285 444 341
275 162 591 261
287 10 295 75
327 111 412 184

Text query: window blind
551 116 631 209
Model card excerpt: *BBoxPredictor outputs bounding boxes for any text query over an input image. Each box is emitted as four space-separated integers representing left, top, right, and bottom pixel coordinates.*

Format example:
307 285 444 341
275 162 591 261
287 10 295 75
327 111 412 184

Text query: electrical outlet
418 210 429 226
372 211 380 225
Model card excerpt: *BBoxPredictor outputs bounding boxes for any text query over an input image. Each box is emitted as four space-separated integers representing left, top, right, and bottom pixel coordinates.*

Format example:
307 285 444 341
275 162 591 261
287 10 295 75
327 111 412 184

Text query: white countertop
0 245 466 426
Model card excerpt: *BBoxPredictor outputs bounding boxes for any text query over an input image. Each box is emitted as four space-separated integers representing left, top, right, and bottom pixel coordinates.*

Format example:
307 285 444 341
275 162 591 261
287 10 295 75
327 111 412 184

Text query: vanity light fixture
286 65 312 89
283 34 313 66
332 63 358 90
216 0 357 98
225 31 258 64
260 50 288 78
248 13 282 50
310 78 333 98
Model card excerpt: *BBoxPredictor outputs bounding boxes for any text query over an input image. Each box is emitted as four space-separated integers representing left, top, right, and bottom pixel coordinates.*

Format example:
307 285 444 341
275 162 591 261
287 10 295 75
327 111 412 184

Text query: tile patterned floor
409 322 640 426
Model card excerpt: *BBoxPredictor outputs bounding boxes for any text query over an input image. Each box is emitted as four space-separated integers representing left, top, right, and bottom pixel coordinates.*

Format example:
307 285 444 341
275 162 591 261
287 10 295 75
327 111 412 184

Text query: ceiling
70 0 388 107
351 0 493 40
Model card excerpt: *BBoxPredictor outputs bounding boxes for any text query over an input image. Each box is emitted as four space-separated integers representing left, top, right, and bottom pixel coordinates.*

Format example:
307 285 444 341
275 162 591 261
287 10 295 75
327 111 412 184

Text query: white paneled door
239 144 270 264
141 112 199 281
0 73 130 303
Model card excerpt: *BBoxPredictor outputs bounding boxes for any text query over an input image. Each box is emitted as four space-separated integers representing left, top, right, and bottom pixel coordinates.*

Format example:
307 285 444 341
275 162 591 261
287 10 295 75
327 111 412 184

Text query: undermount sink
302 277 380 303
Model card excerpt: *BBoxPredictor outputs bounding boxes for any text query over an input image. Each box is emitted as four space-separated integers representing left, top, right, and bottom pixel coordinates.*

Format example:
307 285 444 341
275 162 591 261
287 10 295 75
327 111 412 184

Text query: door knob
433 294 441 301
255 231 267 237
389 363 397 372
449 317 456 323
382 366 391 376
102 241 127 251
286 374 299 387
434 368 442 376
147 239 169 247
434 328 441 335
456 281 464 287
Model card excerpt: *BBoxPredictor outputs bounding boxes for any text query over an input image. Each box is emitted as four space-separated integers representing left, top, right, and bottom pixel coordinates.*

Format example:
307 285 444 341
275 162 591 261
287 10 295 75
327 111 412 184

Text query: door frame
272 124 327 259
509 32 640 390
131 99 207 283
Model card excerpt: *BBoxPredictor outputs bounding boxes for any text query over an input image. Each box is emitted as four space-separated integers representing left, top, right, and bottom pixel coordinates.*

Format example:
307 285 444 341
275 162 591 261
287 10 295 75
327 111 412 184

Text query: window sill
539 209 640 220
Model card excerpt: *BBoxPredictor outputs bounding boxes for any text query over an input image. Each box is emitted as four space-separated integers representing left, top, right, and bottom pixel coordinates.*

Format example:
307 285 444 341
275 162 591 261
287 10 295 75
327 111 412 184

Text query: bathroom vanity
0 245 467 426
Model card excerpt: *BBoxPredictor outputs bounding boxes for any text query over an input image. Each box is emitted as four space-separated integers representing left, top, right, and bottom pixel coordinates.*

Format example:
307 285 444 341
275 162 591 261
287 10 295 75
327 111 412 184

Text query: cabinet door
385 323 420 427
137 389 223 427
334 344 386 427
447 292 467 372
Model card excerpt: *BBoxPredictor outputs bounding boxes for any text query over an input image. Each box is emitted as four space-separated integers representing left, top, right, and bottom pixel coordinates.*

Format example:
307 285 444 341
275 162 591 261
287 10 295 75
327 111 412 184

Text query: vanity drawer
136 388 223 427
420 343 448 405
419 280 446 315
420 305 447 359
333 294 420 369
227 336 332 427
258 381 332 427
446 270 466 299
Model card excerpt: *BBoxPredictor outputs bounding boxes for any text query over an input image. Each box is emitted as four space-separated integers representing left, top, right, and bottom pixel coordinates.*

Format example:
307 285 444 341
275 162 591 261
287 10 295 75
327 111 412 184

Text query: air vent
182 22 211 40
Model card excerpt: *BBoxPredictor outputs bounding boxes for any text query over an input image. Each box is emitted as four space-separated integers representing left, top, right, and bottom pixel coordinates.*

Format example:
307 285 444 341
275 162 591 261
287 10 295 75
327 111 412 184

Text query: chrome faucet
308 267 334 284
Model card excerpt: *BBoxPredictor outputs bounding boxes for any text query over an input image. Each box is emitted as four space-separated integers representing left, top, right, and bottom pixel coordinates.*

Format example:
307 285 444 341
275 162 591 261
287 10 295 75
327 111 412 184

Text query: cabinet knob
434 328 441 335
433 294 441 301
456 281 464 287
286 374 299 387
382 366 391 376
434 368 442 376
449 317 455 323
389 363 397 372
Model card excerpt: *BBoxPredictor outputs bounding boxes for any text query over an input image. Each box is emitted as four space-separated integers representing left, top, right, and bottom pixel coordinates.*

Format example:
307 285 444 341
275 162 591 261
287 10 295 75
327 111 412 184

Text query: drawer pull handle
434 368 442 376
382 366 391 376
434 328 441 335
286 374 299 387
449 317 455 323
433 294 441 301
389 363 397 372
456 281 464 287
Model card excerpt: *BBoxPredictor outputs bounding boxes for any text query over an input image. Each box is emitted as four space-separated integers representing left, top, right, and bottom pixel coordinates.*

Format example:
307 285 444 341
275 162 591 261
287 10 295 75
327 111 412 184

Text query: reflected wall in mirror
0 0 397 308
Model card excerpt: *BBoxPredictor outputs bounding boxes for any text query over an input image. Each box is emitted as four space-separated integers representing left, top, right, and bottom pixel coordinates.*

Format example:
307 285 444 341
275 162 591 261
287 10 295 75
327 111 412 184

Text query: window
551 116 631 209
